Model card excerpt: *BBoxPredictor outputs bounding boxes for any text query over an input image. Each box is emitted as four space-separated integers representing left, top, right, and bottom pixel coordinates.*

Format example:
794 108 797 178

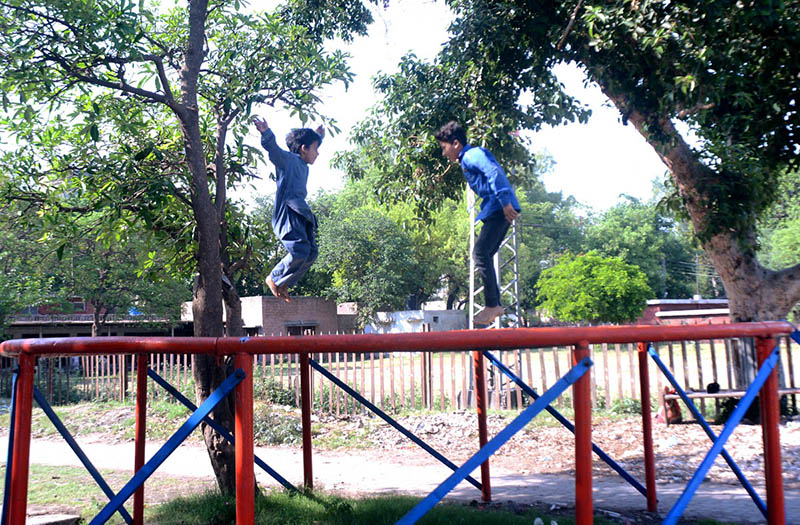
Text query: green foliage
537 251 651 324
317 206 422 323
585 197 702 299
758 169 800 269
0 0 371 316
253 376 296 406
605 396 642 416
253 404 303 446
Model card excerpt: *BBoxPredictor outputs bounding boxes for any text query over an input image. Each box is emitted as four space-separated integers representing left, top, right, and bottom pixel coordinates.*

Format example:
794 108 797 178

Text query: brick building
181 296 355 336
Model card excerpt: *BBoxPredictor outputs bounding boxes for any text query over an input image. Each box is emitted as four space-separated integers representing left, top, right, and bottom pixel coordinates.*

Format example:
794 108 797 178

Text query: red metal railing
1 321 792 525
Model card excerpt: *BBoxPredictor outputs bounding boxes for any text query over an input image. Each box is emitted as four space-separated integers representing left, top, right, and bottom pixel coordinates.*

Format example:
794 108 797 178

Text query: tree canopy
340 0 800 321
537 251 651 324
0 0 374 494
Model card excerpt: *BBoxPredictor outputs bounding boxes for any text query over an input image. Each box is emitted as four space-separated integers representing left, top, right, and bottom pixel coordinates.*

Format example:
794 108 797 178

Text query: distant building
6 299 183 339
365 309 467 334
636 298 730 326
181 296 356 336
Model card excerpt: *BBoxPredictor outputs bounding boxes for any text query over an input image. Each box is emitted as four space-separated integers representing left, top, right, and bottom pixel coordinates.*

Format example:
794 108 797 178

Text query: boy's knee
473 248 490 265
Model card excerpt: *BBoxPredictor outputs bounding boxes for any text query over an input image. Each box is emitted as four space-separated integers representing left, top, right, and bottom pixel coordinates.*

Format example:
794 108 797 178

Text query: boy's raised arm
254 117 287 170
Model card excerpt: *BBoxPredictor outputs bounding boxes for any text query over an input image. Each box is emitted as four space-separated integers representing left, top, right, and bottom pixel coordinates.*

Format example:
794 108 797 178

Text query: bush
253 404 302 445
253 377 295 405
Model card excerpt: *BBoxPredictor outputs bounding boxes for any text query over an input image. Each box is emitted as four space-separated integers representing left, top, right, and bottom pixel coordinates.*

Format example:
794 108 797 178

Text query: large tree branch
42 50 172 107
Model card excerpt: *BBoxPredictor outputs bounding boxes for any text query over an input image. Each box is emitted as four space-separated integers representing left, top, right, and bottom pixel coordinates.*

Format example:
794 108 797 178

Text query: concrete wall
365 309 466 334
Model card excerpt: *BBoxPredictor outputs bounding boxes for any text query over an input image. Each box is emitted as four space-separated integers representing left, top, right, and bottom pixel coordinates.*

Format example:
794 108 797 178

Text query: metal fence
3 335 798 415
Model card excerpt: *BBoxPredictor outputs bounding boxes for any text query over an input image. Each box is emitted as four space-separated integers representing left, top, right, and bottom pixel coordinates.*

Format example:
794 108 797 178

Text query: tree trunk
590 78 800 384
182 0 236 495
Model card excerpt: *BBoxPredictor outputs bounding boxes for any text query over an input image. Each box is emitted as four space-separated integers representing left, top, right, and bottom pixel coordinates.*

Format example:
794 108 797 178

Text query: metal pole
756 336 785 525
134 354 147 524
637 342 657 512
9 353 35 525
468 189 477 331
234 353 255 525
573 341 593 525
300 353 313 489
473 350 491 502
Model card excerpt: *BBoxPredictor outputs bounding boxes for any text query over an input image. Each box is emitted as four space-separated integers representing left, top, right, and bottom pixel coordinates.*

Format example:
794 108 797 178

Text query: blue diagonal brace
1 371 18 525
663 345 780 524
146 368 299 494
648 345 767 518
397 357 593 525
32 387 133 523
309 358 482 491
482 350 647 498
90 368 245 525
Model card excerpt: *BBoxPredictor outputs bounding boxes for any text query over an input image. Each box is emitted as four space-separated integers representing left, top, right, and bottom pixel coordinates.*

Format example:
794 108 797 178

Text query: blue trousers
271 209 318 289
474 212 510 308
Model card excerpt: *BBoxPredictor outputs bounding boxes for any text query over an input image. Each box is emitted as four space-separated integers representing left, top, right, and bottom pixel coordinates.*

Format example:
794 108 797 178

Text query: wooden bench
662 388 800 425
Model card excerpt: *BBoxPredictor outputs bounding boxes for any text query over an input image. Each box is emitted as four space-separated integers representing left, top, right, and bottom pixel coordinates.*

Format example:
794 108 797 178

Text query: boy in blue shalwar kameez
435 121 521 325
255 117 325 301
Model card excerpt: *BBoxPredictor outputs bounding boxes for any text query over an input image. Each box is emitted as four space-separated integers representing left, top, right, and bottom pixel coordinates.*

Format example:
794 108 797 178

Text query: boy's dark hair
286 128 322 155
435 121 467 145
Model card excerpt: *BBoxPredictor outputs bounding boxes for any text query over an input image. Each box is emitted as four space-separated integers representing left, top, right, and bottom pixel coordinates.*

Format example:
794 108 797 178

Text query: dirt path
3 436 799 524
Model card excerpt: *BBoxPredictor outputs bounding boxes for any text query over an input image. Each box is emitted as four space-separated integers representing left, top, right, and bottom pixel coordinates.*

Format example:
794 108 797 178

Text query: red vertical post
9 353 35 525
756 336 785 525
134 354 148 524
637 342 657 512
300 352 313 489
234 352 255 525
573 341 593 525
472 350 491 502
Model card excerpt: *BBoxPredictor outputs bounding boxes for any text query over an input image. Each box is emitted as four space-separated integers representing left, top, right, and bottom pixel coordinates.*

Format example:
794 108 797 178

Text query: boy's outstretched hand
315 124 325 139
254 118 269 133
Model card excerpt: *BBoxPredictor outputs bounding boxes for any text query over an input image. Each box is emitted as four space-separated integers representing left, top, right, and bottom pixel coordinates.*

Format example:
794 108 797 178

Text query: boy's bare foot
266 276 281 298
474 305 505 325
279 285 291 302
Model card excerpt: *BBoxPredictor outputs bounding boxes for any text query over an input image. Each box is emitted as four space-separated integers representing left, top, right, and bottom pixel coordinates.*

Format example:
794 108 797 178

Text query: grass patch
149 489 592 525
0 463 214 523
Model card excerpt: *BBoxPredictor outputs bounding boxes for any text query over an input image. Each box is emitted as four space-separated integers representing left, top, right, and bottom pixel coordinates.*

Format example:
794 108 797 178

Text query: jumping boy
435 121 521 325
254 117 324 301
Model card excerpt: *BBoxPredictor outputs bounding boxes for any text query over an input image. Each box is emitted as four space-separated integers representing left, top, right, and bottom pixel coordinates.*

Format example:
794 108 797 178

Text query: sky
248 0 670 213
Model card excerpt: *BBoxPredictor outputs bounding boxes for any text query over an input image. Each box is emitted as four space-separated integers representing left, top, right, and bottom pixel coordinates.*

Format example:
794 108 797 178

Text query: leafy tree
585 197 696 299
347 1 800 324
0 0 372 493
515 169 586 317
317 206 422 324
0 198 53 337
537 251 651 324
58 233 191 336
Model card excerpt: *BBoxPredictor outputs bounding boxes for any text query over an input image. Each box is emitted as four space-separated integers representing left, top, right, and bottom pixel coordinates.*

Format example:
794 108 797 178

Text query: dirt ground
332 410 800 489
5 411 800 523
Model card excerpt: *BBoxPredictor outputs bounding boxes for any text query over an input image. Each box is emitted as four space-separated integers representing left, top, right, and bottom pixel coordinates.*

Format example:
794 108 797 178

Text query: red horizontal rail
0 322 792 358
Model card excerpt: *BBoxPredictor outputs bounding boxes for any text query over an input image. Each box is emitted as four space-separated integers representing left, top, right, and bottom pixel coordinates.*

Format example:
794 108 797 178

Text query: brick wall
261 296 340 335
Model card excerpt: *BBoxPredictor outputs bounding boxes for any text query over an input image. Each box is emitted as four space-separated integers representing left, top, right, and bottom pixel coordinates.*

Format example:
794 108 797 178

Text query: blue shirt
459 144 521 222
260 129 316 236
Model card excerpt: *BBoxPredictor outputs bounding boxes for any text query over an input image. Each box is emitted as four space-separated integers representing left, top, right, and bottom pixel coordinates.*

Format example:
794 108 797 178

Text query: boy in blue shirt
435 121 521 325
254 117 324 301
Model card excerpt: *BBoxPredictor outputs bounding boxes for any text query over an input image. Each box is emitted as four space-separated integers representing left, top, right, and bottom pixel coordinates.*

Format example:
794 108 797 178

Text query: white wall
365 309 466 334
